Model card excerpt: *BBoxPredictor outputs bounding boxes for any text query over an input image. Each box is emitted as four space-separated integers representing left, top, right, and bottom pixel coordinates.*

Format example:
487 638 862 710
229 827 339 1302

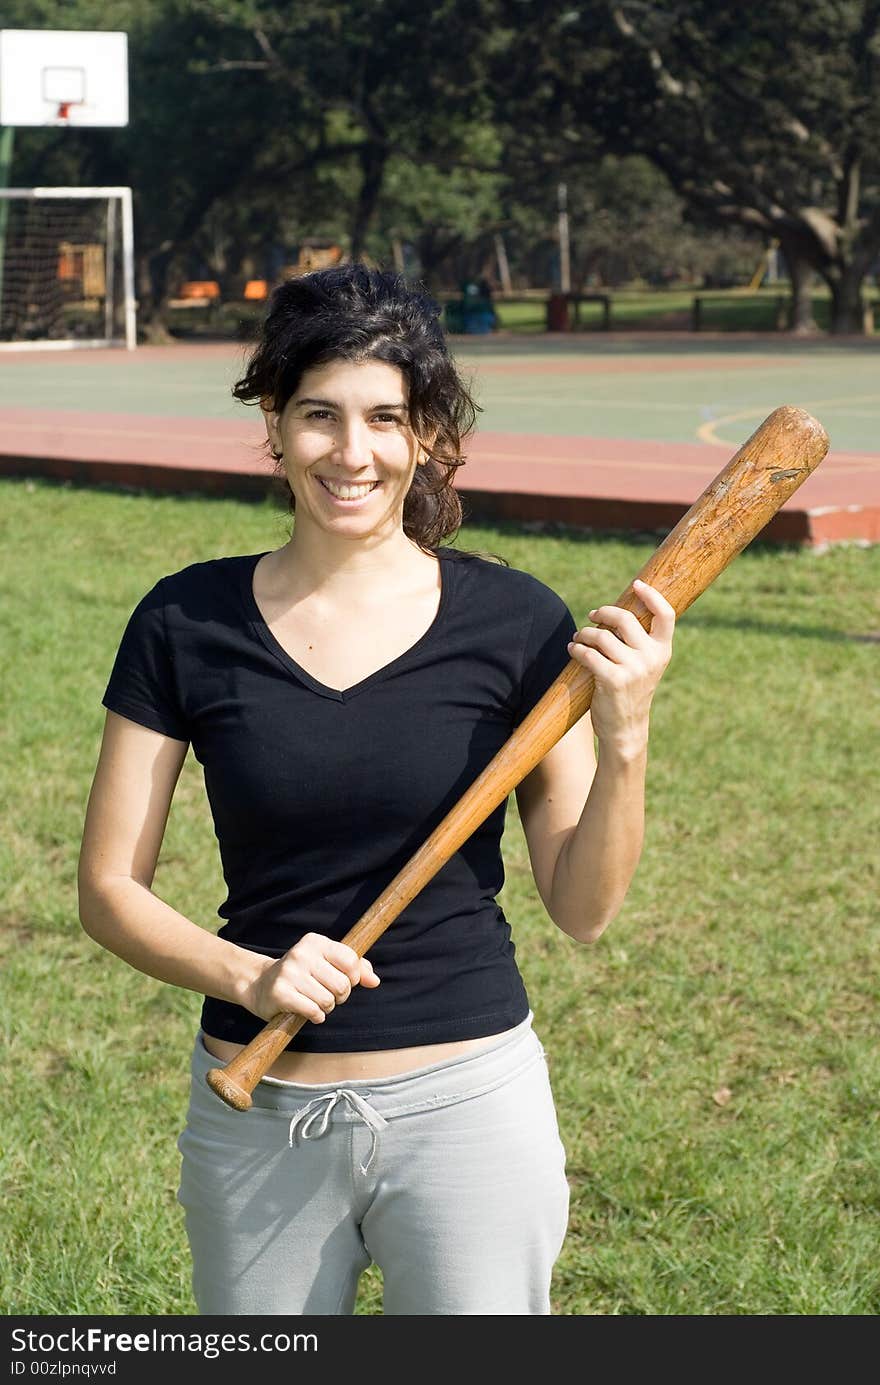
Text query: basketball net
54 99 84 124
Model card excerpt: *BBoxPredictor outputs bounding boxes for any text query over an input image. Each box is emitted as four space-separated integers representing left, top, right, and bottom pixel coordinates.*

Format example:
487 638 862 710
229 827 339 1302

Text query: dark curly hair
232 265 479 548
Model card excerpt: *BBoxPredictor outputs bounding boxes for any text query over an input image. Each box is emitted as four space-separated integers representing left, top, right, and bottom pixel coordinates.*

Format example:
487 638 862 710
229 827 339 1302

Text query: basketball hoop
0 31 129 128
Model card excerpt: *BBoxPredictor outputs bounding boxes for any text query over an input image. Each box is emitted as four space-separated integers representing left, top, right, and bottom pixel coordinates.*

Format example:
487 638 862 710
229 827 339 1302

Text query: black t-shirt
102 546 577 1051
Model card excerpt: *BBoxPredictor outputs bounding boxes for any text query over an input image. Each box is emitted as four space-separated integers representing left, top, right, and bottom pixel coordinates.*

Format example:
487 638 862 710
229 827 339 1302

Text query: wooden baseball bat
207 404 829 1110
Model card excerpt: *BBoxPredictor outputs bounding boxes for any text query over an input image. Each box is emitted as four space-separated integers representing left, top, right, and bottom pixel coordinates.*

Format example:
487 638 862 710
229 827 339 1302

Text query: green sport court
1 334 878 546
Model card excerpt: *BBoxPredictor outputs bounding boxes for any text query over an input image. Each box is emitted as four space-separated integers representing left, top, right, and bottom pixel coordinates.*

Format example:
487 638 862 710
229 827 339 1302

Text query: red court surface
2 340 879 546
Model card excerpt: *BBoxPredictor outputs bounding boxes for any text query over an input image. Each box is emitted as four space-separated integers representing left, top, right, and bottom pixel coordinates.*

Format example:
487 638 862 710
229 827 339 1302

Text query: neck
275 521 432 599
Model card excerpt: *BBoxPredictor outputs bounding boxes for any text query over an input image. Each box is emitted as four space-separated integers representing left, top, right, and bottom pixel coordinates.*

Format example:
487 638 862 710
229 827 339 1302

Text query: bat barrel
631 405 828 618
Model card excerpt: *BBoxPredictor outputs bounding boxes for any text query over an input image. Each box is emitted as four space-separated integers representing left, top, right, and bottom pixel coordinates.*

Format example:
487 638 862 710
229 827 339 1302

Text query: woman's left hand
567 578 675 756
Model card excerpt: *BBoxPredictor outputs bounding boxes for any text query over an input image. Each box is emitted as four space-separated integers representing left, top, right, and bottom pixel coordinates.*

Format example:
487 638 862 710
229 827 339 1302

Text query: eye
372 412 404 426
304 409 334 421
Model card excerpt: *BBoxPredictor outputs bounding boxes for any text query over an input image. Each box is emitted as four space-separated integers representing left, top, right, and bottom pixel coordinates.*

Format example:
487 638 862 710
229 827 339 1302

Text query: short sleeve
516 579 578 723
102 579 190 741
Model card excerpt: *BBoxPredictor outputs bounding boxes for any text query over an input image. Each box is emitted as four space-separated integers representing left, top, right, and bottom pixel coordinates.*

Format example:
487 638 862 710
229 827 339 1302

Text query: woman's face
262 358 423 544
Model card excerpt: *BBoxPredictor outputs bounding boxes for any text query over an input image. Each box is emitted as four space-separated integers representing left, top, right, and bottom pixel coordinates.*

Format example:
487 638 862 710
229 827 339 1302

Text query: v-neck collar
237 549 454 703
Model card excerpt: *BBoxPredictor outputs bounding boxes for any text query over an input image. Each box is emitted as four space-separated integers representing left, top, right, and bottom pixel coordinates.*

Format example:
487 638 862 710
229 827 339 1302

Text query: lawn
1 478 878 1315
487 288 874 334
165 286 874 342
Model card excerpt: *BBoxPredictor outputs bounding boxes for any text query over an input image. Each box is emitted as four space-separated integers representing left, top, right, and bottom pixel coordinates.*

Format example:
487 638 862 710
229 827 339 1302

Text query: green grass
2 479 878 1315
166 287 869 341
489 288 877 334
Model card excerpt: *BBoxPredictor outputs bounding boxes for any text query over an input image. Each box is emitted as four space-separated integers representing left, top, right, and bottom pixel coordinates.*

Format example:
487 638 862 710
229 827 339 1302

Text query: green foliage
7 4 880 330
7 0 507 316
501 155 762 290
603 0 880 328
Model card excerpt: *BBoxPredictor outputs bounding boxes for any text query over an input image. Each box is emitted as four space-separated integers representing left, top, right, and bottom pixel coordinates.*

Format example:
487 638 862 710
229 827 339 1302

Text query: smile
318 478 380 501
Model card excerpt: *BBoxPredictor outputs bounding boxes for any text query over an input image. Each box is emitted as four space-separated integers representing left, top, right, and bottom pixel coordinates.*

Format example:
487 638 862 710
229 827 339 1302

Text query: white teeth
319 478 379 500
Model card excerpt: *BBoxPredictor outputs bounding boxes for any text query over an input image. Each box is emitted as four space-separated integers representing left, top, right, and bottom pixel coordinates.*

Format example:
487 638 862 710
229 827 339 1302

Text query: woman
78 265 674 1316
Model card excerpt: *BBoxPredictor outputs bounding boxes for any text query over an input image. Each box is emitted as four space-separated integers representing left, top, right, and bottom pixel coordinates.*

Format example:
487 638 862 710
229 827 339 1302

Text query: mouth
317 477 381 503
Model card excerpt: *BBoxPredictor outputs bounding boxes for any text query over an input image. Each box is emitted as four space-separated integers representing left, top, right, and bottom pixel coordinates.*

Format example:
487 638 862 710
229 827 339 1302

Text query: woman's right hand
242 933 380 1024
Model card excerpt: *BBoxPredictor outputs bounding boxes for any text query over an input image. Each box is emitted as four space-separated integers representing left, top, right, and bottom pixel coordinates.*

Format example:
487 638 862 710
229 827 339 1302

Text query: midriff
201 1031 508 1083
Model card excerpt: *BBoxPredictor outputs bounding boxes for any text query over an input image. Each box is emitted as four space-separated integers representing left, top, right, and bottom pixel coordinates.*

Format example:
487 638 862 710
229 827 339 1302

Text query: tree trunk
219 249 257 301
830 156 869 334
416 228 464 294
350 142 388 262
779 244 818 334
829 265 869 334
136 249 176 344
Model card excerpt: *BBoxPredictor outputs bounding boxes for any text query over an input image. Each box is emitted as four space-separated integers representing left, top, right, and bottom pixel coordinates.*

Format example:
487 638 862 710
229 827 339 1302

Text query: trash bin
461 279 496 334
446 284 497 334
463 303 495 333
546 293 570 331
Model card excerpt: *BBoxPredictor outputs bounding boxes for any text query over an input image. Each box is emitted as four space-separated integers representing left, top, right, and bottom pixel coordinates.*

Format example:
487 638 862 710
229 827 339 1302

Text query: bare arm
78 710 378 1024
77 710 269 1002
515 579 675 943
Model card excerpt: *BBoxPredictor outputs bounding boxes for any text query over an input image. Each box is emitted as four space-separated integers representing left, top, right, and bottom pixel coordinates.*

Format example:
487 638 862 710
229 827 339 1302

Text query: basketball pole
0 125 15 325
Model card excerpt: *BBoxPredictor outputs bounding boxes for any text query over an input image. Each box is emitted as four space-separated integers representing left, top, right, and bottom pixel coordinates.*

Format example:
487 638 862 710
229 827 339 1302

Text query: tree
6 0 316 337
489 0 880 332
189 0 503 260
606 0 880 333
7 0 506 335
371 128 505 290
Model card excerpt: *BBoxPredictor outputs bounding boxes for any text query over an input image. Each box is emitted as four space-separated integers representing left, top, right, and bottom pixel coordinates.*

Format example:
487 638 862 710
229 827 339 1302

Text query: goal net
0 186 136 350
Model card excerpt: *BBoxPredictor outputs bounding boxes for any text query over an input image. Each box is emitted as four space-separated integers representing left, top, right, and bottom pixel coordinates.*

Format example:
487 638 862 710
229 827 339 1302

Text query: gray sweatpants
177 1015 570 1315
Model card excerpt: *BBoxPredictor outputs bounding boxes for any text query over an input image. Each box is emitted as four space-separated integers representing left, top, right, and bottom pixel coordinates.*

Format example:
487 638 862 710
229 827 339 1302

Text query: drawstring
287 1089 388 1174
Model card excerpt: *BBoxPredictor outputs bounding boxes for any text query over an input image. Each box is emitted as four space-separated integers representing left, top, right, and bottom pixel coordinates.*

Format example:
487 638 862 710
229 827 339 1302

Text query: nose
335 417 373 471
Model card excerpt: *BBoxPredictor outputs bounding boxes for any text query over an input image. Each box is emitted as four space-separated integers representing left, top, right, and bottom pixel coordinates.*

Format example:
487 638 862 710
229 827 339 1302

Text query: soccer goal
0 186 136 351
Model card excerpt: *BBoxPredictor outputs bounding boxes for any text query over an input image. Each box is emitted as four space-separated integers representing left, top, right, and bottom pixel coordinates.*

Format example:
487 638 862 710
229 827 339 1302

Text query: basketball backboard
0 30 128 126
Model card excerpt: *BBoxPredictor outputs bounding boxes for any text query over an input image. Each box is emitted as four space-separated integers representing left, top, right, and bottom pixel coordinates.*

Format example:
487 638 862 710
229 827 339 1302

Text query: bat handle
205 1010 308 1110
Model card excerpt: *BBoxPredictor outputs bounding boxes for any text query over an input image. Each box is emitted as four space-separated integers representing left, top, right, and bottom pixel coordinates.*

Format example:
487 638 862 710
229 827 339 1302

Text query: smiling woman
245 360 449 696
265 358 423 534
77 264 676 1316
232 265 476 548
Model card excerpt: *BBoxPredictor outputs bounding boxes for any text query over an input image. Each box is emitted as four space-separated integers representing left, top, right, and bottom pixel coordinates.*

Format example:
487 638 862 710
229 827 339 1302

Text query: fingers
569 624 633 664
632 578 676 642
256 933 380 1024
358 957 381 988
571 580 675 662
315 940 381 992
291 972 342 1025
585 581 675 646
566 580 675 721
